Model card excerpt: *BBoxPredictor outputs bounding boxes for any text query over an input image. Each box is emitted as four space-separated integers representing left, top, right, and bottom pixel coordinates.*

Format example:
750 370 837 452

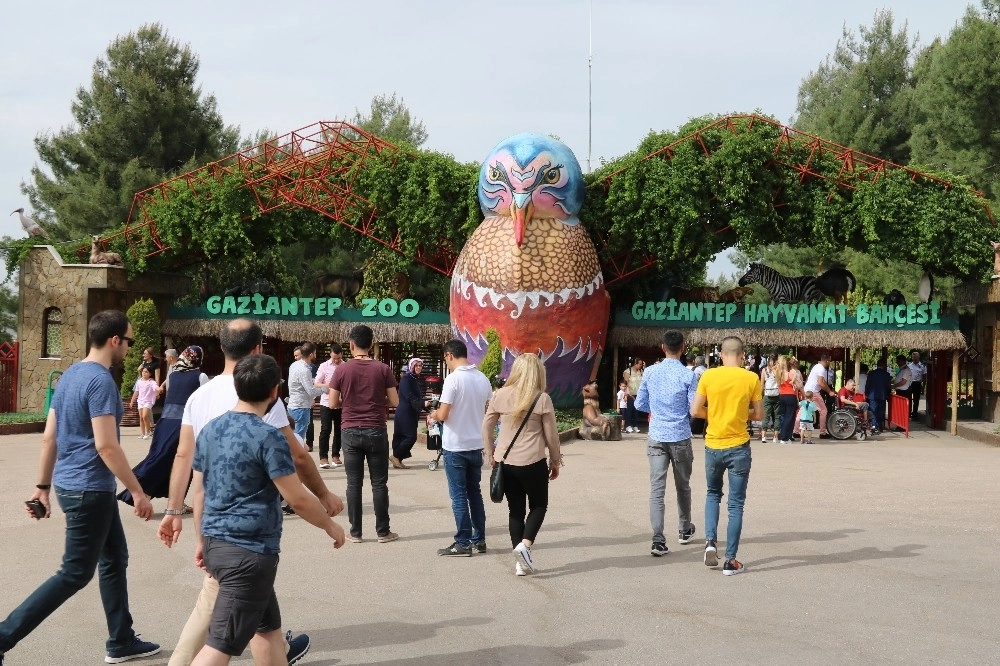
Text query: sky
0 0 977 279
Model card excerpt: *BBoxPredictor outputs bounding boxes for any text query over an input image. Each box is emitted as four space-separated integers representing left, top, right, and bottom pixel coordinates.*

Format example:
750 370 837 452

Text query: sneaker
438 542 472 557
515 561 527 576
679 524 696 544
778 439 790 445
105 636 161 663
330 457 343 467
704 541 719 568
723 558 746 576
281 504 295 515
650 542 668 557
760 436 767 443
513 542 535 571
348 535 363 543
285 631 311 665
474 540 487 553
377 532 399 543
319 461 332 469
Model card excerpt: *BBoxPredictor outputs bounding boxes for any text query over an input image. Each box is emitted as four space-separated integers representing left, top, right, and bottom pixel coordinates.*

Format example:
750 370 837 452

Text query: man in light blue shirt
636 330 697 556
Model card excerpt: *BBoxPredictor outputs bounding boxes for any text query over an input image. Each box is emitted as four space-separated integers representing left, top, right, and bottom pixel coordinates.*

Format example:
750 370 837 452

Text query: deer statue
992 241 1000 279
315 259 372 302
391 271 410 301
89 235 123 266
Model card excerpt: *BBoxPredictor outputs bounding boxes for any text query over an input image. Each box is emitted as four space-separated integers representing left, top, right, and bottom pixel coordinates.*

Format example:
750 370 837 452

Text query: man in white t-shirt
429 339 493 557
907 351 926 418
800 354 837 437
156 319 343 666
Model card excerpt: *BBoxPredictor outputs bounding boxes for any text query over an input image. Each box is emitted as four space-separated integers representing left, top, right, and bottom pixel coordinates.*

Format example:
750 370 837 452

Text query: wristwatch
164 508 184 516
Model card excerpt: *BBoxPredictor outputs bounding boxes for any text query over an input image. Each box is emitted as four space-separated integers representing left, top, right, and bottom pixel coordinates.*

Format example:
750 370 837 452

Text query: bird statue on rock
450 133 610 406
11 207 48 239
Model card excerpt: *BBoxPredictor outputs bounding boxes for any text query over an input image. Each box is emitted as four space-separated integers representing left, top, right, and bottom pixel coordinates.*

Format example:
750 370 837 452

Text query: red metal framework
0 340 18 413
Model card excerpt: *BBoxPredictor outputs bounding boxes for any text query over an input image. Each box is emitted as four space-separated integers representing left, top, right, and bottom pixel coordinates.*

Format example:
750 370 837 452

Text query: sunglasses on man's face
121 336 134 346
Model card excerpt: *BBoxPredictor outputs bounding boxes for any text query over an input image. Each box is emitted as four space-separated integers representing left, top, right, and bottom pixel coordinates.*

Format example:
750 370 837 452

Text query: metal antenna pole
588 0 593 173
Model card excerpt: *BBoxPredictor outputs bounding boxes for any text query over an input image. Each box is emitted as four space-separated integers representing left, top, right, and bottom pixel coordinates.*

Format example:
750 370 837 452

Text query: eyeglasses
121 336 134 346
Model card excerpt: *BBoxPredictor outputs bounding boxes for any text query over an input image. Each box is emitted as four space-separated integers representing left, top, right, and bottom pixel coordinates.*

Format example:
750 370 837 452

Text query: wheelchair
820 392 871 441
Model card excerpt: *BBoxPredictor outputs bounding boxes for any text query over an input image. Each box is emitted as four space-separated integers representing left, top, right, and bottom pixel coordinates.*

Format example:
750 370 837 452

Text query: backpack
763 367 779 397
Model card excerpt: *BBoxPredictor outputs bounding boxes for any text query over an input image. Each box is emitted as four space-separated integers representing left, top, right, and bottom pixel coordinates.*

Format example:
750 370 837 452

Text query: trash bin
605 412 623 441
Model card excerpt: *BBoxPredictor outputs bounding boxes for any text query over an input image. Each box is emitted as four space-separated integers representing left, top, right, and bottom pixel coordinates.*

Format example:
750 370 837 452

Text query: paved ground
0 423 998 665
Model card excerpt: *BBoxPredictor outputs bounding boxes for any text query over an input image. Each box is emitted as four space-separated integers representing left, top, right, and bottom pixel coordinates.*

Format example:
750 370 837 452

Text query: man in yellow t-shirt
690 336 763 577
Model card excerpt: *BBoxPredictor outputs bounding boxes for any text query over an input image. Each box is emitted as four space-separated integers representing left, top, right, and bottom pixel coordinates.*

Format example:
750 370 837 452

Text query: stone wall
17 246 190 412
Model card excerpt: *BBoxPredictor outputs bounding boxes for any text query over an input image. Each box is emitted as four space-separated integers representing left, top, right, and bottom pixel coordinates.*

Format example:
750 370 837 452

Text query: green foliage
554 408 583 432
23 23 237 240
0 281 16 343
121 298 160 397
479 329 503 386
0 412 46 424
350 93 428 147
793 9 917 164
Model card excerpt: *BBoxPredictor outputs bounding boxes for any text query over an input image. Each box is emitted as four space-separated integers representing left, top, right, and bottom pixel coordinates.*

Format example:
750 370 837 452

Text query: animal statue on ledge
11 207 48 239
738 263 823 304
450 133 609 406
89 235 123 266
991 241 1000 280
578 380 612 440
815 267 856 304
883 289 906 307
719 286 754 304
918 271 934 304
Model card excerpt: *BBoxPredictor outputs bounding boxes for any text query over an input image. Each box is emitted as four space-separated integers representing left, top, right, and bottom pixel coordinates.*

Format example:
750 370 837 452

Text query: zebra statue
738 263 824 304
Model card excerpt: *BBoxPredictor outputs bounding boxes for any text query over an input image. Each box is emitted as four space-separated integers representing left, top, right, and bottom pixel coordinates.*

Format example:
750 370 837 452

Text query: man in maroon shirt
328 325 400 544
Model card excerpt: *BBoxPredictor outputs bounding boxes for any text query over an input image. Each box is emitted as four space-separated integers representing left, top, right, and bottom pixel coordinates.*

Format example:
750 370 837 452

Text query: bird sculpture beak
509 193 533 246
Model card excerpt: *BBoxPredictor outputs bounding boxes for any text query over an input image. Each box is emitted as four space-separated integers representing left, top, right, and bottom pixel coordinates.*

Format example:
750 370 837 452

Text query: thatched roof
609 326 966 351
163 318 454 344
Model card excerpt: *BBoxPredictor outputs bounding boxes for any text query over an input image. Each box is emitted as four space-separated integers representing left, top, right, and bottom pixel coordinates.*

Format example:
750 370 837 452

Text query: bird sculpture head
10 208 24 215
478 133 586 246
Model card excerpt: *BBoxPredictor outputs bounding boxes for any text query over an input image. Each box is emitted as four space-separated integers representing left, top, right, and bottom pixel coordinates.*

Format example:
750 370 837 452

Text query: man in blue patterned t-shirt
191 354 345 664
635 330 698 557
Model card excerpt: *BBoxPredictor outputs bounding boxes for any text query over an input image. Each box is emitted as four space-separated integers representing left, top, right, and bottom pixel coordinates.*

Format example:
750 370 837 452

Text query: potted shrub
120 298 161 427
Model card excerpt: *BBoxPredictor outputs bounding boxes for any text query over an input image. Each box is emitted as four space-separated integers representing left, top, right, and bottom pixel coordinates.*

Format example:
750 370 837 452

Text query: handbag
489 392 542 503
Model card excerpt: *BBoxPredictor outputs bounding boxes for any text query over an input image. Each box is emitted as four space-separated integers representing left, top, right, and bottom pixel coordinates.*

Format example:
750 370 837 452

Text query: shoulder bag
489 392 542 504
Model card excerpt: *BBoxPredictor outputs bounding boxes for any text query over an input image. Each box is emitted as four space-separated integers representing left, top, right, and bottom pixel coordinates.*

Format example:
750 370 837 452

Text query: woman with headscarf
118 346 209 506
391 357 427 469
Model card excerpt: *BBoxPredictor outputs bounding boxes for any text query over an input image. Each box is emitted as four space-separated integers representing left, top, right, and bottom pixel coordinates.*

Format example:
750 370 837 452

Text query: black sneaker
105 636 161 663
281 504 295 515
650 542 668 557
438 542 473 557
723 558 746 576
704 541 719 567
474 540 487 553
679 524 696 544
286 631 311 665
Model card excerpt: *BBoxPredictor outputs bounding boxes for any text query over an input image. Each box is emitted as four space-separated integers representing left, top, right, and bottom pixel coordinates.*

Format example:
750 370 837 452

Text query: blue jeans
704 444 752 561
0 488 136 653
342 427 391 538
288 407 312 442
443 449 486 547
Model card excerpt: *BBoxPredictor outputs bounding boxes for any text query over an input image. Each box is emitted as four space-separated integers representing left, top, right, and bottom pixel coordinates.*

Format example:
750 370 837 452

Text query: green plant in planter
479 328 503 388
0 412 46 424
121 298 161 397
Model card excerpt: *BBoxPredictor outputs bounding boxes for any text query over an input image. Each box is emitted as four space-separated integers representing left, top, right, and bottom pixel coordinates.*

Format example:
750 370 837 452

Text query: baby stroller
426 422 443 470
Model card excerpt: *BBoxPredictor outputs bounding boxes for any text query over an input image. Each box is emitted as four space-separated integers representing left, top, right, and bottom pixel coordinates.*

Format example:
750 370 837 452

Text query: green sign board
169 294 451 325
621 300 956 330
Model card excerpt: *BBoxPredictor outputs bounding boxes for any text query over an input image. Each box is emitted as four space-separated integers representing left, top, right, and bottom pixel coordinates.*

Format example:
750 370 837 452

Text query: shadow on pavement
749 543 926 573
306 616 494 652
310 638 626 665
742 528 864 545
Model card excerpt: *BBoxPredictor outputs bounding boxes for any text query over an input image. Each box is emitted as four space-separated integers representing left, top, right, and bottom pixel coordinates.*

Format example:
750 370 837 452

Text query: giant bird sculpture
450 134 609 405
11 207 48 239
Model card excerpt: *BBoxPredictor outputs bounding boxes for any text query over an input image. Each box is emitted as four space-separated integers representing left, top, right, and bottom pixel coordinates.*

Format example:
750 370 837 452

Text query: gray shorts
202 537 281 656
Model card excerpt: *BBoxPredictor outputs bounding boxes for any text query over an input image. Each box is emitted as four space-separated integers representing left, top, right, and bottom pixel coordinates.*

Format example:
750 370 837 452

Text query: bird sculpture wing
19 212 49 238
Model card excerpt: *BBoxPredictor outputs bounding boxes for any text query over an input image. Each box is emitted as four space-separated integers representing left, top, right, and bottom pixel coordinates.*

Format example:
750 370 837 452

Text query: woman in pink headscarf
391 357 428 469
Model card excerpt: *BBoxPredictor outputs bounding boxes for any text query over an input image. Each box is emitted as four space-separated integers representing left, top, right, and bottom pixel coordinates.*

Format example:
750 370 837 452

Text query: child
130 366 158 439
617 381 628 429
798 390 819 443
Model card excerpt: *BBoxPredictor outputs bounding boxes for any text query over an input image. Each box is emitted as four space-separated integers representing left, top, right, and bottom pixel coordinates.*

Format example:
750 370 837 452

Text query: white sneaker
513 542 535 571
704 542 719 567
515 561 527 576
760 436 767 443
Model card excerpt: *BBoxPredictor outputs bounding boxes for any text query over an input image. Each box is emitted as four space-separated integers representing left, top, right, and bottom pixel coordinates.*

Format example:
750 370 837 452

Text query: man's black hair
349 324 374 350
443 339 468 359
88 310 129 348
300 342 316 358
330 342 343 354
220 319 263 361
233 354 282 403
662 330 684 353
895 354 907 364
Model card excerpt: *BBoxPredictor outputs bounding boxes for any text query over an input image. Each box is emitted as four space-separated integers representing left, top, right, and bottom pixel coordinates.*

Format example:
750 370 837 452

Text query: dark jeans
625 396 638 429
306 416 314 448
343 426 391 538
503 459 550 548
704 443 752 561
910 381 922 417
0 488 135 653
868 396 887 431
443 449 487 547
778 394 798 441
318 406 342 460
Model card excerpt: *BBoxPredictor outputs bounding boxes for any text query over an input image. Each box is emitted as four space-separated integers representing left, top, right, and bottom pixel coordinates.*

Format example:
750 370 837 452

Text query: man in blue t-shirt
0 310 161 664
191 354 345 664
